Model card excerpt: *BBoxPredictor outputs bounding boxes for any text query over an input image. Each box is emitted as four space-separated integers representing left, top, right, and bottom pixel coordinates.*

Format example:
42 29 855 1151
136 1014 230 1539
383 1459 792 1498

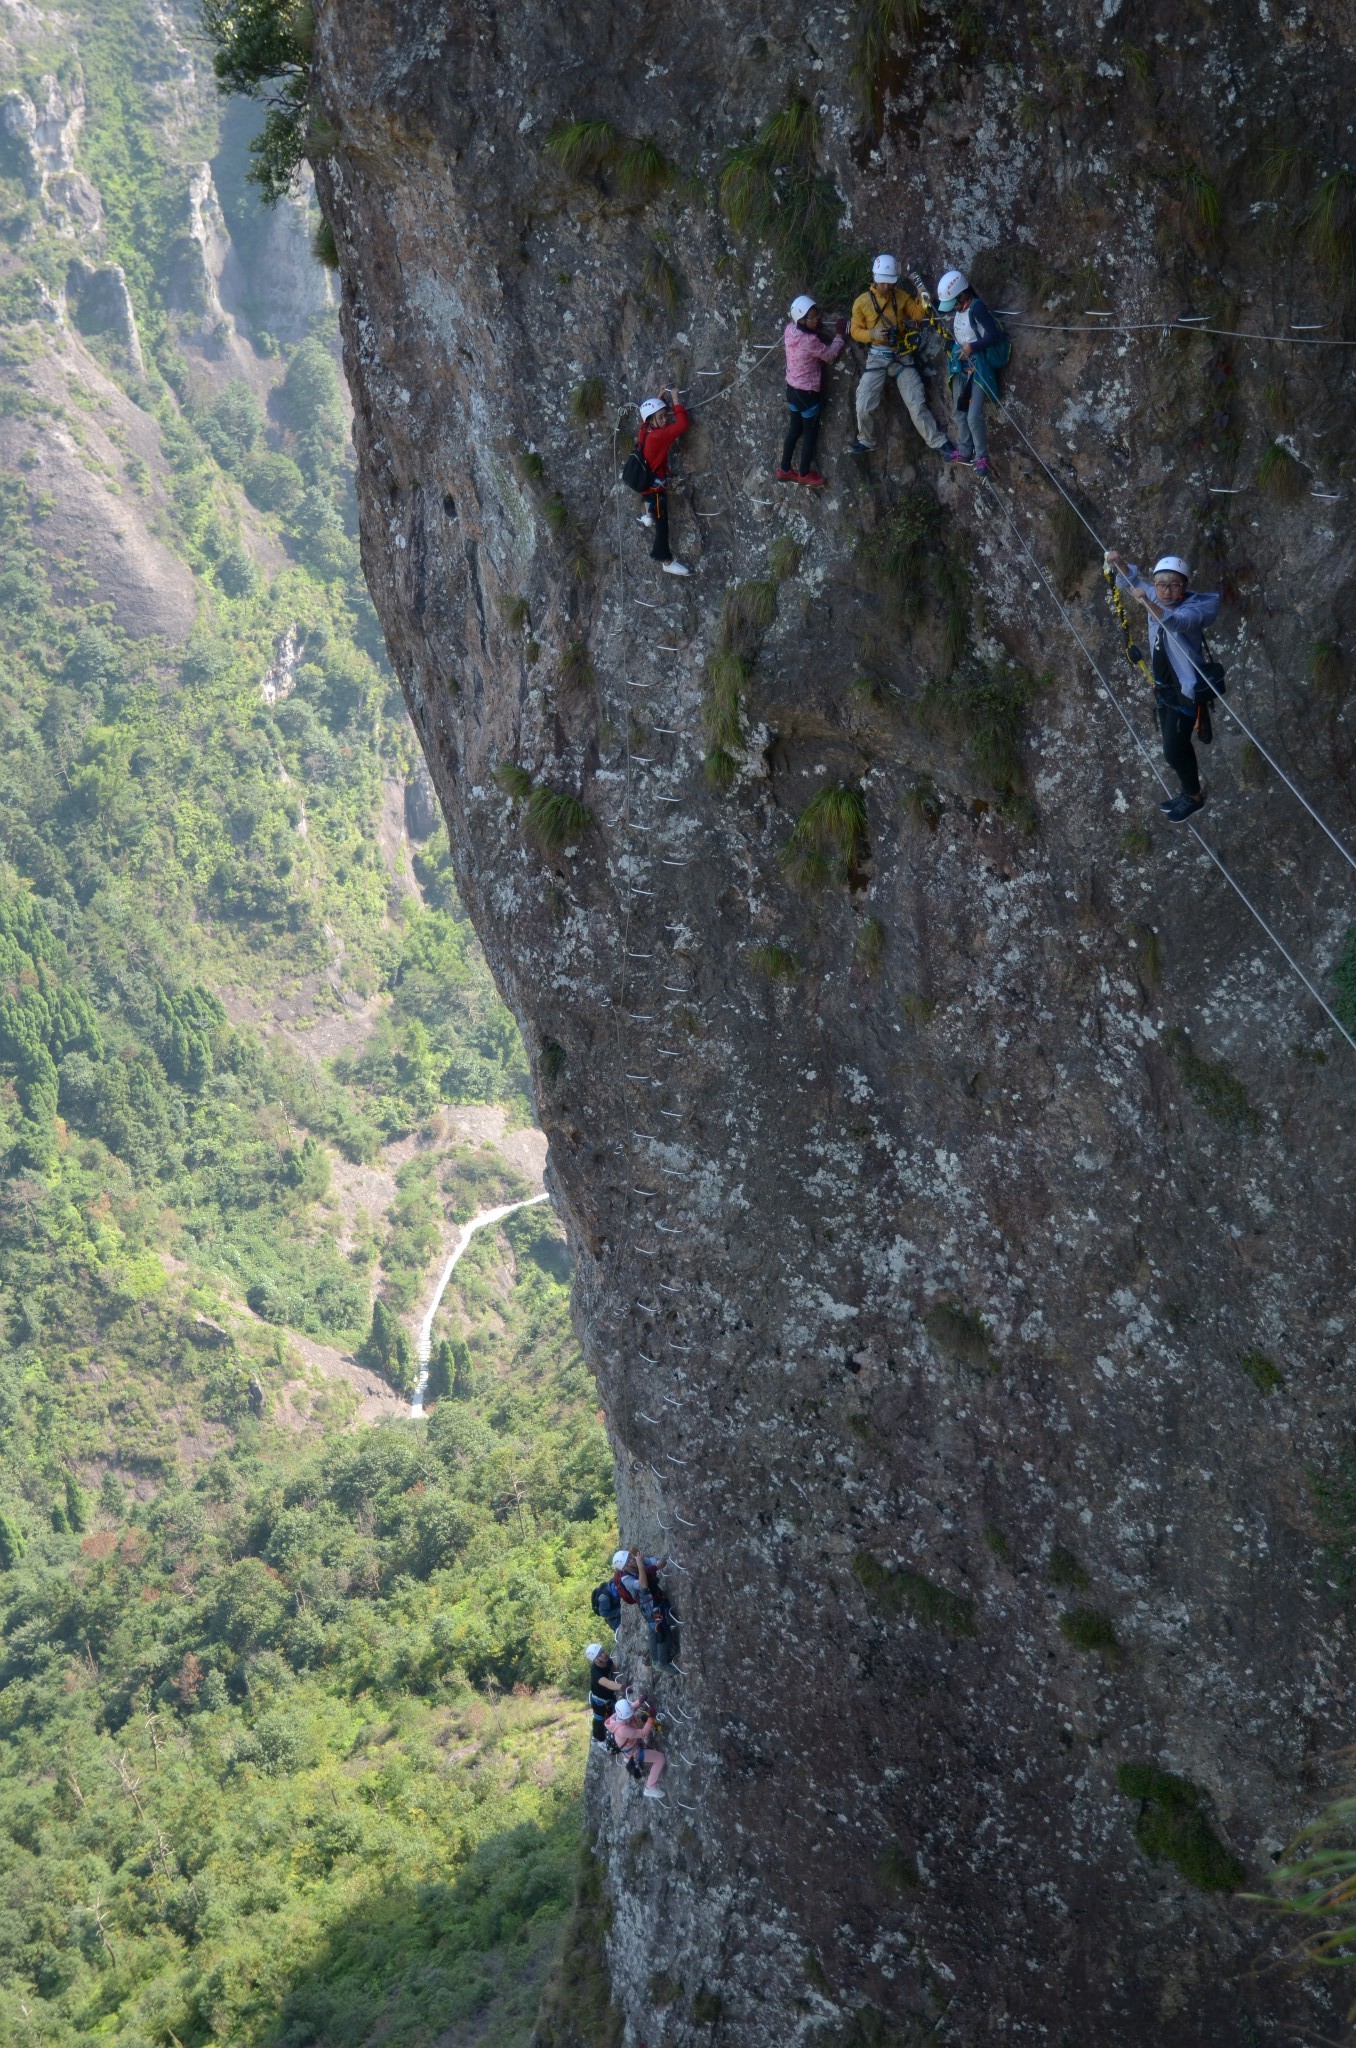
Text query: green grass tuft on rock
1115 1763 1244 1892
750 943 801 983
853 1553 976 1637
1046 1543 1089 1592
1060 1607 1119 1655
1239 1348 1284 1394
1165 1028 1262 1135
526 787 593 852
544 118 619 179
923 1300 994 1373
781 784 869 890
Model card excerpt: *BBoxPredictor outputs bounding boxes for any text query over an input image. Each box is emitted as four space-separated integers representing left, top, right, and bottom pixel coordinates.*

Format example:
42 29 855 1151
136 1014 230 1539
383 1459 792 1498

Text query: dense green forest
0 3 608 2041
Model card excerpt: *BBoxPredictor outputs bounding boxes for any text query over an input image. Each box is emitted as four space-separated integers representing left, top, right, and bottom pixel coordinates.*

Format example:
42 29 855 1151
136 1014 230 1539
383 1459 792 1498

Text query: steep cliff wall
310 2 1356 2039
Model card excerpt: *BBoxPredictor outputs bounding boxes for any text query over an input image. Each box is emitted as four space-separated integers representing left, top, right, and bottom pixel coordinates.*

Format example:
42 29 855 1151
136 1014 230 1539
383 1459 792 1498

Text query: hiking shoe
1165 790 1206 823
797 469 827 488
948 448 973 465
638 512 655 528
642 1786 666 1800
974 456 990 475
661 560 691 577
776 467 799 483
847 439 874 457
1159 796 1177 814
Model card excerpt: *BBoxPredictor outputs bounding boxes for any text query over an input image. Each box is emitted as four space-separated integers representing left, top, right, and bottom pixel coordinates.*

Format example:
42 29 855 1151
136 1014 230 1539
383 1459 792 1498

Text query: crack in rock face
311 1 1356 2039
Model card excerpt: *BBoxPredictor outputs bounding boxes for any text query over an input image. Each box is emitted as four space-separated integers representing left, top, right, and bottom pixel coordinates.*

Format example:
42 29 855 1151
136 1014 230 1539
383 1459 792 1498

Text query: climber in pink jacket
605 1698 667 1798
777 294 847 489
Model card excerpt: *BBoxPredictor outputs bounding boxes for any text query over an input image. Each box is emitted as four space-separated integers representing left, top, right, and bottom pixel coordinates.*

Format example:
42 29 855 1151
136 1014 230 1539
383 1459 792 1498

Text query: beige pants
855 351 949 453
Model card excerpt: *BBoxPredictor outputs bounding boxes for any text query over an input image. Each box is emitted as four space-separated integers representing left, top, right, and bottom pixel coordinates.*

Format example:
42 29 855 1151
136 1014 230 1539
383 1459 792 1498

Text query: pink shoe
974 456 990 475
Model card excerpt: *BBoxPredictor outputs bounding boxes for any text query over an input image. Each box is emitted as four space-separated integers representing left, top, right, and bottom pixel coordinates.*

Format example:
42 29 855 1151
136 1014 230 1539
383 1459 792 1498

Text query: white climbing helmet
937 269 969 310
614 1699 635 1721
585 1643 603 1663
871 254 899 285
638 397 666 422
612 1548 631 1570
789 293 817 322
1153 554 1190 579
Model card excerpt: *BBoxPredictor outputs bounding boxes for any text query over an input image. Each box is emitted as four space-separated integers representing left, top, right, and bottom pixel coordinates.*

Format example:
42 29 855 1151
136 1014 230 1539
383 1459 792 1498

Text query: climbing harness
867 286 920 359
984 474 1356 1057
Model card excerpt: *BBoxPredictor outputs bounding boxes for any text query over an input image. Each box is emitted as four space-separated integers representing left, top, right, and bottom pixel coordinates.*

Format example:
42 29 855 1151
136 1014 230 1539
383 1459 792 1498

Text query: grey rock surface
311 1 1356 2039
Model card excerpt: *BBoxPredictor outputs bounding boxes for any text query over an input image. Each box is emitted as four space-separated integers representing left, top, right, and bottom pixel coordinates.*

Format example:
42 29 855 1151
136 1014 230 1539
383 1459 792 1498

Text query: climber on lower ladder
778 293 847 487
635 391 691 577
605 1697 667 1799
1107 551 1220 823
848 255 955 461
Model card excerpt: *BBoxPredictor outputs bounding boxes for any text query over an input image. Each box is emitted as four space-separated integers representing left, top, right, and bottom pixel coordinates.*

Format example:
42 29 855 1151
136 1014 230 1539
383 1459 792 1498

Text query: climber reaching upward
935 268 1008 477
634 391 691 577
1107 551 1221 823
848 255 955 462
778 293 847 488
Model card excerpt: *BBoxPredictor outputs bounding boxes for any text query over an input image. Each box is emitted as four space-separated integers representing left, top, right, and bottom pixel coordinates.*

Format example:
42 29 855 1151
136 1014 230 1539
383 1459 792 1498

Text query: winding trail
409 1194 550 1416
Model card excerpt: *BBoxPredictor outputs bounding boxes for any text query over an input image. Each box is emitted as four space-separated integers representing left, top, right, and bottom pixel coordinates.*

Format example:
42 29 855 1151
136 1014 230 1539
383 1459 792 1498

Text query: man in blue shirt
1107 551 1221 823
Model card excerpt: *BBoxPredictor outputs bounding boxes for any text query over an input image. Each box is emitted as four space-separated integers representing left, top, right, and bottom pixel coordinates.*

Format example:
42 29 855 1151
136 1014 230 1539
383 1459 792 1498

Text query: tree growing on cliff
202 0 316 202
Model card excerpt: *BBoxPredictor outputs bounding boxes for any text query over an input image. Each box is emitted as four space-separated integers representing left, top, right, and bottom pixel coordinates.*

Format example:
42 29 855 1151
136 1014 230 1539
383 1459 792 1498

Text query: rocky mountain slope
307 0 1356 2040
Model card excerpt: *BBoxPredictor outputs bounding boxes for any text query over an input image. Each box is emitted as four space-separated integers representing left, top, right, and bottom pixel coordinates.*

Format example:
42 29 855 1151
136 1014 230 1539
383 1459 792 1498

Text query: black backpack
621 440 655 493
591 1579 622 1622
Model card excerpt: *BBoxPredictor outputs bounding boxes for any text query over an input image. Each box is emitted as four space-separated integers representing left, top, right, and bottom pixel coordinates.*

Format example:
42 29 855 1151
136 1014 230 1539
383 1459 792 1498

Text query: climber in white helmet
935 268 1009 478
632 390 691 576
604 1694 668 1799
777 292 848 488
848 254 955 462
586 1640 624 1744
1106 548 1221 823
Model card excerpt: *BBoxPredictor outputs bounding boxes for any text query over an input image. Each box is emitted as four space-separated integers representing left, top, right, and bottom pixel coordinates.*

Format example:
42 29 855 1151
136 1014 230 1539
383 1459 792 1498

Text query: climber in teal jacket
936 268 1008 475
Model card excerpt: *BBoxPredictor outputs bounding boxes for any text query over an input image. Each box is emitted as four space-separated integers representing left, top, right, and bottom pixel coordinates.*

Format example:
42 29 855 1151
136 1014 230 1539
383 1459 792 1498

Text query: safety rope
999 315 1356 349
990 390 1356 885
982 476 1356 1056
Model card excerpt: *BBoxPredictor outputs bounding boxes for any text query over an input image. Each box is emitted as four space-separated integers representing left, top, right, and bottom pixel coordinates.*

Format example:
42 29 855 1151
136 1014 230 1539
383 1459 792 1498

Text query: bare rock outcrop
309 1 1356 2041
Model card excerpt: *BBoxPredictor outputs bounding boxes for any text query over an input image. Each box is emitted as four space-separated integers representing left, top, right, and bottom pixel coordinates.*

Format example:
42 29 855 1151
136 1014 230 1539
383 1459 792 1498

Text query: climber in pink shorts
605 1698 667 1798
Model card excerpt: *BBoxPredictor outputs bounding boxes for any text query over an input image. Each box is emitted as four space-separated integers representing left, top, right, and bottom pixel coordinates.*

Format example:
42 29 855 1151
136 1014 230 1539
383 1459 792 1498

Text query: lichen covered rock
311 1 1356 2037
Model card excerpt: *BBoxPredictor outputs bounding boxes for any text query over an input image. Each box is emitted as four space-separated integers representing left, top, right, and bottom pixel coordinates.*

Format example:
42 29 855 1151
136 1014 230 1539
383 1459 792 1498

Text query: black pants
781 384 822 473
646 485 671 562
1157 695 1200 796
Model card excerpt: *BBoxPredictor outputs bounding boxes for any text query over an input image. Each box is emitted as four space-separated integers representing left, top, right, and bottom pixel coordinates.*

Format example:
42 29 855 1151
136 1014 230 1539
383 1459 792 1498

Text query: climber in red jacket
635 389 691 578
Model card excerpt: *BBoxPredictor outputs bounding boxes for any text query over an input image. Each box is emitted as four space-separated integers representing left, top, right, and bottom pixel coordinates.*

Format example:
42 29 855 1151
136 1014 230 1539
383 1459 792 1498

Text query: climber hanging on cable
1106 551 1220 823
935 268 1009 477
605 1696 667 1799
626 390 691 577
778 293 847 488
848 255 956 462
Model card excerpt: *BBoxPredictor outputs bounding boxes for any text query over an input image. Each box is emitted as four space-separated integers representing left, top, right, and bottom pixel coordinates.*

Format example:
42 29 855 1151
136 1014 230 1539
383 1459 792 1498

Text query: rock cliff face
310 2 1356 2039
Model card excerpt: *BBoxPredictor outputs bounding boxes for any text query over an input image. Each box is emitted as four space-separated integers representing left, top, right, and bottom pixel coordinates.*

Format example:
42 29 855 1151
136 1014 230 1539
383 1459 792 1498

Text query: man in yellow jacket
848 254 955 460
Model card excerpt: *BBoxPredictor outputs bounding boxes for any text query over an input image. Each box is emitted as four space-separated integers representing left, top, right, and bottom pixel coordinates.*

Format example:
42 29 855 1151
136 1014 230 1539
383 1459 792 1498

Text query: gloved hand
835 316 847 337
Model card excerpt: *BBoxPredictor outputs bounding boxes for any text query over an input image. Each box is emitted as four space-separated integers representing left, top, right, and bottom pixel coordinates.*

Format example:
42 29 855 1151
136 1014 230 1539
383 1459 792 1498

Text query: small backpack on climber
620 438 656 493
591 1578 623 1629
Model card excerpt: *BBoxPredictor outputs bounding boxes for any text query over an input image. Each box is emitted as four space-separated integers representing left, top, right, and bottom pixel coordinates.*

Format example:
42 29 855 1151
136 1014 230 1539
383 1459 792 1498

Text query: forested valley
0 4 610 2042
